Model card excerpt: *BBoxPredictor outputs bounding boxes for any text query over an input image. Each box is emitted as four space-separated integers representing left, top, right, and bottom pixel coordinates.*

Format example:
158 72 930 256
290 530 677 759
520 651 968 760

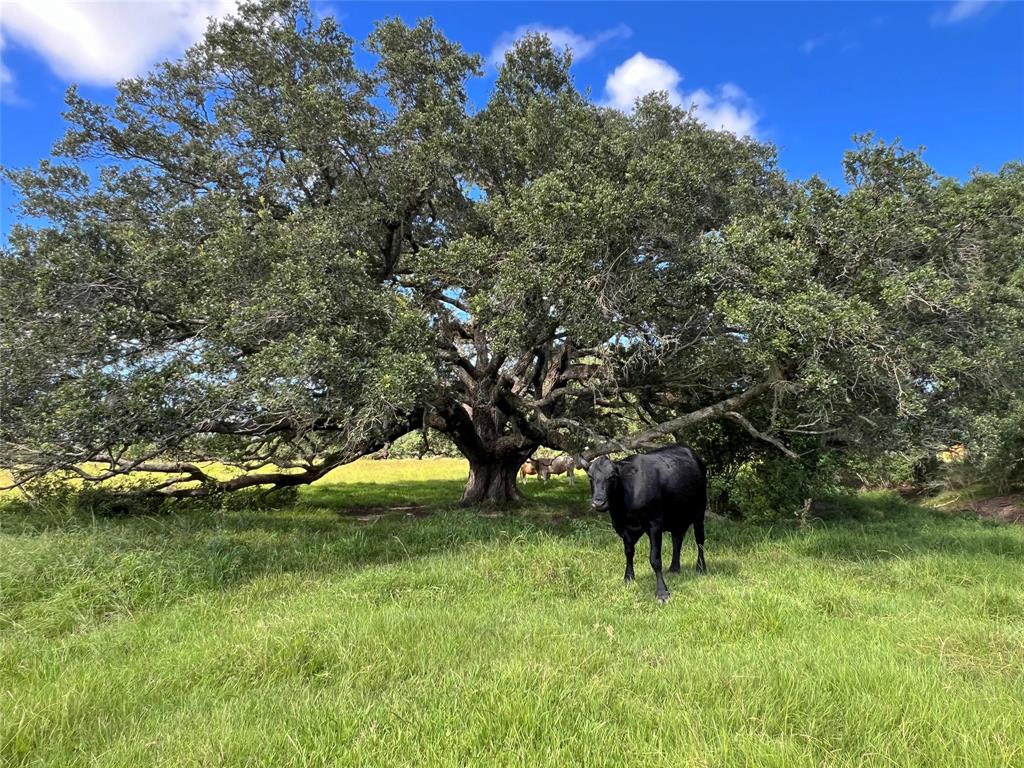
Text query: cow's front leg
649 526 670 603
622 531 638 584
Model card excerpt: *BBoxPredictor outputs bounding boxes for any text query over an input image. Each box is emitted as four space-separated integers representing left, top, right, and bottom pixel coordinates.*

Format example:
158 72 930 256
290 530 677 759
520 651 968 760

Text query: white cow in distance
519 455 576 485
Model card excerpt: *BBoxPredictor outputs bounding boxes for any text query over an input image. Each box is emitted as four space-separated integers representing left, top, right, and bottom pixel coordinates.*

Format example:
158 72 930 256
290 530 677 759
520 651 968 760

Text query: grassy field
1 458 1023 767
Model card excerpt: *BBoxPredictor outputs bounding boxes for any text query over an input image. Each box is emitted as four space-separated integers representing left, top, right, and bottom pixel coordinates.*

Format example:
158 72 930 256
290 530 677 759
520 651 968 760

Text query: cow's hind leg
649 526 670 603
694 517 707 574
669 524 689 573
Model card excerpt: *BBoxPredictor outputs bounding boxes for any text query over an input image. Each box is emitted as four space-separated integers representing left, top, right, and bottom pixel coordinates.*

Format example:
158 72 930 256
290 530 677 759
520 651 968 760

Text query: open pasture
1 459 1022 767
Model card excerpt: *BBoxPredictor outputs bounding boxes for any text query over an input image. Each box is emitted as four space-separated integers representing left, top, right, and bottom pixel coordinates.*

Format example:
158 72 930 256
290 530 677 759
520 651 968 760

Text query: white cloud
603 52 759 137
691 86 759 137
0 0 237 86
603 52 681 109
932 0 1001 25
489 23 631 68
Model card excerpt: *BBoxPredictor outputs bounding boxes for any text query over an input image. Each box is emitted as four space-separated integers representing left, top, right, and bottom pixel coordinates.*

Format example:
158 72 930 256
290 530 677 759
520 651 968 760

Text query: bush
13 474 166 516
211 484 299 511
962 401 1024 492
712 457 829 522
387 429 462 459
817 450 929 489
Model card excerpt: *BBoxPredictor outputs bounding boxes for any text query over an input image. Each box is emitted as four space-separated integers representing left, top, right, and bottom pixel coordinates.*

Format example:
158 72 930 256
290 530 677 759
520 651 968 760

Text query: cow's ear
576 455 589 470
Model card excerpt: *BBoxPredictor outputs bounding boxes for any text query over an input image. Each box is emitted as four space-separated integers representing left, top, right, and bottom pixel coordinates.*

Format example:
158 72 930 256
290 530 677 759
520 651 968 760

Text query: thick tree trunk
430 398 538 506
460 456 525 505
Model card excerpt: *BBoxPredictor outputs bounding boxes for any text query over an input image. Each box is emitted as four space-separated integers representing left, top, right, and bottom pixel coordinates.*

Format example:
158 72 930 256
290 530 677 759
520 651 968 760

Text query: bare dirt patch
336 505 431 522
901 487 1024 525
962 494 1024 525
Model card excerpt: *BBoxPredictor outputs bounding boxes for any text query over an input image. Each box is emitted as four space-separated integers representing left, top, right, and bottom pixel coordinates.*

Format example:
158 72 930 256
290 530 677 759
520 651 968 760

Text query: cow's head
578 455 617 512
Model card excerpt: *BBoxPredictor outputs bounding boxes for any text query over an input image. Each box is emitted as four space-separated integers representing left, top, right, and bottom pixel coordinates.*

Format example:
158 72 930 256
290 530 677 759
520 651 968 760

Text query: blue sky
1 0 1022 235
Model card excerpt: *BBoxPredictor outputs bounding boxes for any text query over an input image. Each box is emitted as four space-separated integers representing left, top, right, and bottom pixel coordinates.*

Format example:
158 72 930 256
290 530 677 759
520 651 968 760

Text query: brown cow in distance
520 459 544 481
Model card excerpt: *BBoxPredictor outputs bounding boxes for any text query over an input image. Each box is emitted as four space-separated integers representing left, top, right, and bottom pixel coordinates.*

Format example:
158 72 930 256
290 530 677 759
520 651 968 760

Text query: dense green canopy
2 0 1021 503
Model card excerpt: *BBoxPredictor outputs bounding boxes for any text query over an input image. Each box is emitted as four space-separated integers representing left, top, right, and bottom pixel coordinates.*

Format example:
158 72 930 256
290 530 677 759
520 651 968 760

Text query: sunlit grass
1 462 1022 767
2 458 470 499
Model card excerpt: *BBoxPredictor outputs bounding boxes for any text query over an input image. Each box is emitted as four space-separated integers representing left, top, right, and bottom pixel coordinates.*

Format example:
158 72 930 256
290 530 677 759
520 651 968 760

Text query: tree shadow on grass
3 482 1020 639
299 478 470 512
0 482 611 637
795 517 1024 561
300 476 591 513
684 494 1024 564
789 496 1024 562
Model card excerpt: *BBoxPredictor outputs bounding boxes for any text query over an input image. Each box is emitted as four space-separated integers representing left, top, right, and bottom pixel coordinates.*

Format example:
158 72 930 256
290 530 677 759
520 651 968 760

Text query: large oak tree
3 0 1020 503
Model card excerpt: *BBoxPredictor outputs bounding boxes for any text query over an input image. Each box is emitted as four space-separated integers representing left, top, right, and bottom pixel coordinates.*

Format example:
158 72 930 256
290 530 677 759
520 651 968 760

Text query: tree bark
429 398 538 506
460 456 526 505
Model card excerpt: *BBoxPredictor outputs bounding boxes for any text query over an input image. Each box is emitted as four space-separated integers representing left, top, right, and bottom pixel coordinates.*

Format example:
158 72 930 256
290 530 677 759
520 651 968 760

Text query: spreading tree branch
576 370 786 459
724 411 799 459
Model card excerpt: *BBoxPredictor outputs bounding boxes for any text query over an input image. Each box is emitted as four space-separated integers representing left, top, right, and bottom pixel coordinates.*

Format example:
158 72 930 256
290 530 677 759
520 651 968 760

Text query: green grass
2 459 1023 767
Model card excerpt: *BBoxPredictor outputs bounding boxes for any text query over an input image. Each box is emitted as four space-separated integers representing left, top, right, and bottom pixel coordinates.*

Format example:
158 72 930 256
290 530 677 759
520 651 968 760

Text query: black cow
579 445 707 603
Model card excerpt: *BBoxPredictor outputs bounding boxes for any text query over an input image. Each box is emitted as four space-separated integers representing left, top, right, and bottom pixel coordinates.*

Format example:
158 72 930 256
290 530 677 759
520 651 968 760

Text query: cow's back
550 456 574 473
617 446 706 523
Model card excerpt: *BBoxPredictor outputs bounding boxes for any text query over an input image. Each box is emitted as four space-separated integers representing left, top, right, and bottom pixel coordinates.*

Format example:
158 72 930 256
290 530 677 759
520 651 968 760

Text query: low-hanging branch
2 408 427 498
724 411 799 459
576 371 787 460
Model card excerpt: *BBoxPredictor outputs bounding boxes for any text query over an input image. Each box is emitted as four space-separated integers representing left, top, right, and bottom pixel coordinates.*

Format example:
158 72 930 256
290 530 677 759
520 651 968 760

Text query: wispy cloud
932 0 1002 25
0 0 237 87
0 33 12 87
489 23 631 68
602 52 759 137
800 36 829 55
802 15 890 57
0 31 21 105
